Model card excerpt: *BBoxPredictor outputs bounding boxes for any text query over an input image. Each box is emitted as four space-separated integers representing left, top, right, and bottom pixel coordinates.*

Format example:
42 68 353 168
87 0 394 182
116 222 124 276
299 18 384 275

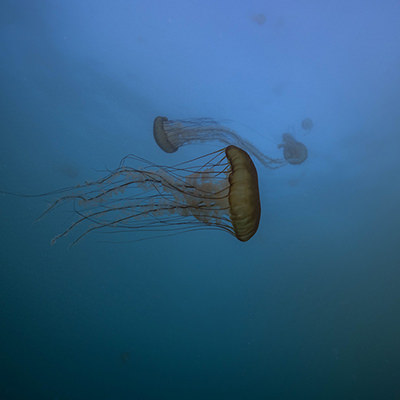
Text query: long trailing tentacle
40 148 236 245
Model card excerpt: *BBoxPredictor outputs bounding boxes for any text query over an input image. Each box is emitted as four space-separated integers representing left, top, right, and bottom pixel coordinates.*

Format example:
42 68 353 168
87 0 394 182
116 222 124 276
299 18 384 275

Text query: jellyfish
278 133 308 165
35 145 260 245
301 117 313 132
251 13 266 26
153 116 286 169
120 352 130 364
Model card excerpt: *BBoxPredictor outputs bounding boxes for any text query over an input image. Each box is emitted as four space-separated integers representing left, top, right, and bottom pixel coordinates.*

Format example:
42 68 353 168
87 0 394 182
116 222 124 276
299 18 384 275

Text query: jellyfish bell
301 117 313 132
225 145 260 241
278 133 308 165
36 145 260 245
153 116 285 169
153 116 178 153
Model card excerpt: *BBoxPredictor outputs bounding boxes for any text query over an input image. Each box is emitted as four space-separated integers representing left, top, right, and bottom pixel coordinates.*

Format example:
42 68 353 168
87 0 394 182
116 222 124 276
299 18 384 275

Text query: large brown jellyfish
278 133 308 165
153 116 285 169
41 145 260 244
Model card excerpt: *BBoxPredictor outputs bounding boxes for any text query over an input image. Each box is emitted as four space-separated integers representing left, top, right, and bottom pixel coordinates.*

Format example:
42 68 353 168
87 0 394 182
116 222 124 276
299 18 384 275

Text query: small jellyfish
153 116 285 169
301 118 314 132
278 133 308 165
251 13 266 26
121 352 130 363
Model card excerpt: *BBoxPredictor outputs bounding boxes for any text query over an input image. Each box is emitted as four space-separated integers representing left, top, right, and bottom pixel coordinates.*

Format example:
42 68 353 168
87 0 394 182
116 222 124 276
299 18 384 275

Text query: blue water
1 1 400 399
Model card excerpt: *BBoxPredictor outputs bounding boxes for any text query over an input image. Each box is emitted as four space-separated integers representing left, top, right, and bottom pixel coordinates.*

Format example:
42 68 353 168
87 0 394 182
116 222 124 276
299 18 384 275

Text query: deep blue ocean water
1 1 400 399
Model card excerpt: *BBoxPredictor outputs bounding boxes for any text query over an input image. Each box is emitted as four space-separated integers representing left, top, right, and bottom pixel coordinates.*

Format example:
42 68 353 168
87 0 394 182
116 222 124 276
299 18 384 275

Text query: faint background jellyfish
153 116 285 169
120 351 130 364
301 117 314 133
54 161 80 179
39 145 261 245
278 133 308 165
251 13 266 26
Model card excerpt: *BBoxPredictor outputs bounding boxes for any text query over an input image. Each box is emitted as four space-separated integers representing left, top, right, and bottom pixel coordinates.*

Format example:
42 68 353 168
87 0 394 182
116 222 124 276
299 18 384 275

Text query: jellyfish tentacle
32 146 261 245
153 116 286 169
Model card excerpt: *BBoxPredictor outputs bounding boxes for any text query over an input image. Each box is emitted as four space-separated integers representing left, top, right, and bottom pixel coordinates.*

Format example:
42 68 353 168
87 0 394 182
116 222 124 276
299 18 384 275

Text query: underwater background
1 0 400 399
